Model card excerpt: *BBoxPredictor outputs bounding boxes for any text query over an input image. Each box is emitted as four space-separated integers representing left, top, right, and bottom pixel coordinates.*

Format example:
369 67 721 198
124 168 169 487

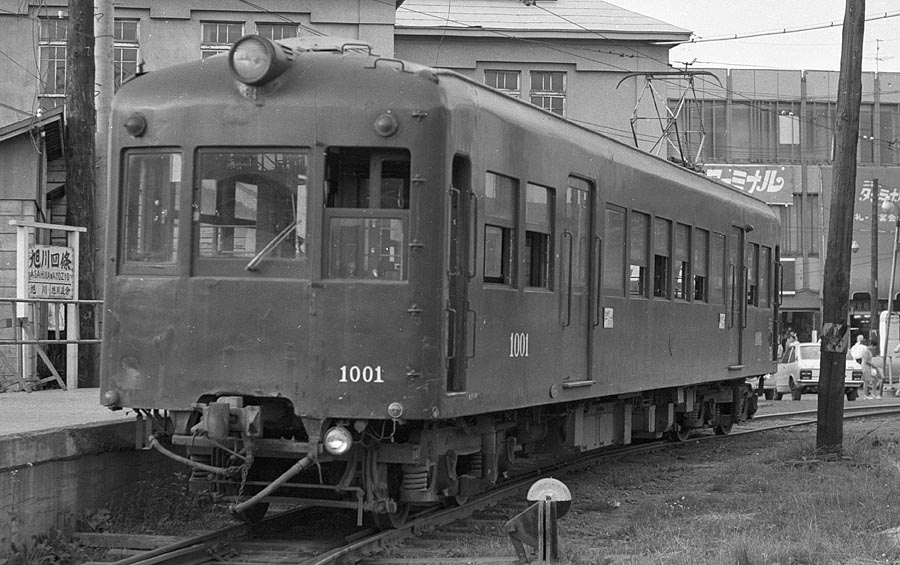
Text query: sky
620 0 900 73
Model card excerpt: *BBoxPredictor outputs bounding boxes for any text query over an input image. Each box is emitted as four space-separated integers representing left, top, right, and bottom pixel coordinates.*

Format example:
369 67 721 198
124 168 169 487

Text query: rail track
77 401 900 565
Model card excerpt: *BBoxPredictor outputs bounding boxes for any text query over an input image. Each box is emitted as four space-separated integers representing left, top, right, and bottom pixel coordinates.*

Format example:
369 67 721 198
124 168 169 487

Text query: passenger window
483 172 517 285
603 207 626 295
674 223 690 300
710 233 725 305
525 183 553 288
747 243 759 306
653 217 671 298
760 246 771 306
123 151 181 265
629 211 649 297
693 228 709 302
324 148 410 280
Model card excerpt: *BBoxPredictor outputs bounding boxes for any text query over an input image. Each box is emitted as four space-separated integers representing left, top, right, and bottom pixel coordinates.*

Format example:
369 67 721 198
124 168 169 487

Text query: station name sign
27 244 74 299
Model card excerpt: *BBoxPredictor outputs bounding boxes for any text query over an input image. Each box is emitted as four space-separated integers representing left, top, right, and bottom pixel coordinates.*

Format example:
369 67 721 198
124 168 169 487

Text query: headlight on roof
228 35 291 86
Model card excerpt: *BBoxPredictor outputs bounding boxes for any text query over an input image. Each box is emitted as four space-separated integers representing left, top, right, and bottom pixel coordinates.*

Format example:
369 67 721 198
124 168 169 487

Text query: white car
772 342 864 401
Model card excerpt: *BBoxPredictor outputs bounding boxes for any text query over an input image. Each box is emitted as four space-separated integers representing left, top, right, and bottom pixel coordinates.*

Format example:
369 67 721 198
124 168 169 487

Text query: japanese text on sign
27 245 74 299
705 166 794 205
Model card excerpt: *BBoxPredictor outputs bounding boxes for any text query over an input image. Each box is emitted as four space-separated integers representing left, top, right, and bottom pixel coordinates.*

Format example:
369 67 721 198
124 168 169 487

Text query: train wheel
668 423 692 442
714 420 733 435
371 504 410 530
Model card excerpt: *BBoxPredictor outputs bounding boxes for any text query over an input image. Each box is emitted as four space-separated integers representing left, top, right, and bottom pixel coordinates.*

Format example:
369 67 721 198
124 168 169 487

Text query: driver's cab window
325 147 410 280
194 150 308 276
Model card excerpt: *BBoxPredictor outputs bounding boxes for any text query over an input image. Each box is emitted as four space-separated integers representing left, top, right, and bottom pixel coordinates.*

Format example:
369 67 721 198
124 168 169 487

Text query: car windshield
799 345 820 360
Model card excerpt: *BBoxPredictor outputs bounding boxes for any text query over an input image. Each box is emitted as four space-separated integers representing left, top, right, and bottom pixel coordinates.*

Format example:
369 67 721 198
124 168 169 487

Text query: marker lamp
323 426 353 455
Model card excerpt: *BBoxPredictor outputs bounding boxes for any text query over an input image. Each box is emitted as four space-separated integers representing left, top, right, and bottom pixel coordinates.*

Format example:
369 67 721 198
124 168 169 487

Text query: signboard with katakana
27 245 74 299
705 165 798 205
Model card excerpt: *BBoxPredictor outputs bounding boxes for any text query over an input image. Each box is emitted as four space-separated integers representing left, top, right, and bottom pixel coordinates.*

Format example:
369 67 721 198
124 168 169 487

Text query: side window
324 147 409 280
693 228 709 302
603 206 626 295
710 233 725 305
760 246 771 306
674 223 690 300
484 172 517 285
747 243 759 306
629 211 649 297
122 152 182 266
525 183 553 288
653 217 671 298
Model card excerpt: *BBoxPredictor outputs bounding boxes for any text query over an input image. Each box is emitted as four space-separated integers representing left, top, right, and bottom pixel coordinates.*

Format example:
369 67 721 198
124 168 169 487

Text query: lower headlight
323 426 353 455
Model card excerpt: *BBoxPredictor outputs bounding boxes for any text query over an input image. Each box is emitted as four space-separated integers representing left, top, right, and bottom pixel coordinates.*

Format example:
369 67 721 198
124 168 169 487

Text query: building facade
669 68 900 344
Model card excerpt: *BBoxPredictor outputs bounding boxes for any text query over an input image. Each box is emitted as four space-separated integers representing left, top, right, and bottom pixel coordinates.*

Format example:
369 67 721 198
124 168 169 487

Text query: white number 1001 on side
509 332 529 358
339 365 385 383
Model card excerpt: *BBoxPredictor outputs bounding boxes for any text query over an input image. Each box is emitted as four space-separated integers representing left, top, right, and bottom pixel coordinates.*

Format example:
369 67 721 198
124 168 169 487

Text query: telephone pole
65 0 97 386
818 0 865 455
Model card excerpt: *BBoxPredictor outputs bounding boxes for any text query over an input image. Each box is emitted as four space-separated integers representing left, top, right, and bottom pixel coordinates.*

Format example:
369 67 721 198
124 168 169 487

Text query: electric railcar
100 35 781 527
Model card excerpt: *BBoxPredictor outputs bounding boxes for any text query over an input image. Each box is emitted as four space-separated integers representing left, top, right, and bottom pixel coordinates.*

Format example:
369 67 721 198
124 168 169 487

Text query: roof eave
393 27 692 43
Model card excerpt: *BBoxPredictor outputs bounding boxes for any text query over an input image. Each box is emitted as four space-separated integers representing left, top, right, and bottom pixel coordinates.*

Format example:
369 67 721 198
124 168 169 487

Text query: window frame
193 147 311 278
524 182 554 289
119 148 184 276
530 71 566 116
629 210 649 298
485 69 521 98
200 21 244 59
483 171 518 286
113 19 140 90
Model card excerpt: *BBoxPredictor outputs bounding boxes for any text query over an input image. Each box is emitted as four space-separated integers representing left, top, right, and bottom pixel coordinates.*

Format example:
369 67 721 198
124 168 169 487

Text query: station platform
0 387 133 437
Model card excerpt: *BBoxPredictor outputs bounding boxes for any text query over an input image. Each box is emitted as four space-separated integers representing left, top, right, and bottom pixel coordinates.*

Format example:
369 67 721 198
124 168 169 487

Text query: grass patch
453 419 900 564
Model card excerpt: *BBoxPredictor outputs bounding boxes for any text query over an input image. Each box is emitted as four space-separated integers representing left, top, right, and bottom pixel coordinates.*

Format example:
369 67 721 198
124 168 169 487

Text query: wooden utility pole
818 0 865 455
94 0 113 298
64 0 97 386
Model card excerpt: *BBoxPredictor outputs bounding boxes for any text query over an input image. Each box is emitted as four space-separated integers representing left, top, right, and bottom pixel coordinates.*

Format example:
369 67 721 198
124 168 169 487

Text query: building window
668 99 727 164
201 22 244 59
880 104 900 165
629 211 649 297
485 70 521 98
484 172 517 285
39 18 67 108
114 20 140 90
603 207 626 295
257 24 298 40
653 217 672 298
693 228 709 302
525 183 553 288
674 223 690 300
530 71 566 116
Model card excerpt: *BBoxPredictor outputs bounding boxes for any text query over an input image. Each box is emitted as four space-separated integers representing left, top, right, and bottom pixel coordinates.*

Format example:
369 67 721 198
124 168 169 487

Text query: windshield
196 150 308 268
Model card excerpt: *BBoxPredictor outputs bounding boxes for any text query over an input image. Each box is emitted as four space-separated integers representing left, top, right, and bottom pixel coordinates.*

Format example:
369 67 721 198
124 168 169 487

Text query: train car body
100 36 780 526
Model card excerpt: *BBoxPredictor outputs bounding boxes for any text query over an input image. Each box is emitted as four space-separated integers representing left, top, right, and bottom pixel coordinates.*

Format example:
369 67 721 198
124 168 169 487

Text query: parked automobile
747 374 776 400
772 342 863 401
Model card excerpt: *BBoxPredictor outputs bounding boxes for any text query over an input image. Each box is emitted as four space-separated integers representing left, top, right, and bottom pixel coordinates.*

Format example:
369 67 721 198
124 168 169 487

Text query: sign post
11 221 87 389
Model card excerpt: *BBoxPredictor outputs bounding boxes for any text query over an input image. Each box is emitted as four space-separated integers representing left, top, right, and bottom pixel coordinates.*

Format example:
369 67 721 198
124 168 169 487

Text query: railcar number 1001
339 365 385 383
509 332 530 358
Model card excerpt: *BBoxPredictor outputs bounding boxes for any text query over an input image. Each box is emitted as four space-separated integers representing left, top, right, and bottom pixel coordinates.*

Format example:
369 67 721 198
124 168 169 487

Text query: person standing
860 341 883 399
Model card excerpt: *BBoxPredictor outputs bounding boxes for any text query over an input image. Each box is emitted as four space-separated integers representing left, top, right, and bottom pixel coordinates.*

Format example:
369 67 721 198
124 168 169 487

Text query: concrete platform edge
0 420 138 471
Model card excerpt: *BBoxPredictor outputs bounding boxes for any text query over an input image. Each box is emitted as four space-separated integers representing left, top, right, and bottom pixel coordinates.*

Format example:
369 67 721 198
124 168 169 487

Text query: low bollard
506 478 571 564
